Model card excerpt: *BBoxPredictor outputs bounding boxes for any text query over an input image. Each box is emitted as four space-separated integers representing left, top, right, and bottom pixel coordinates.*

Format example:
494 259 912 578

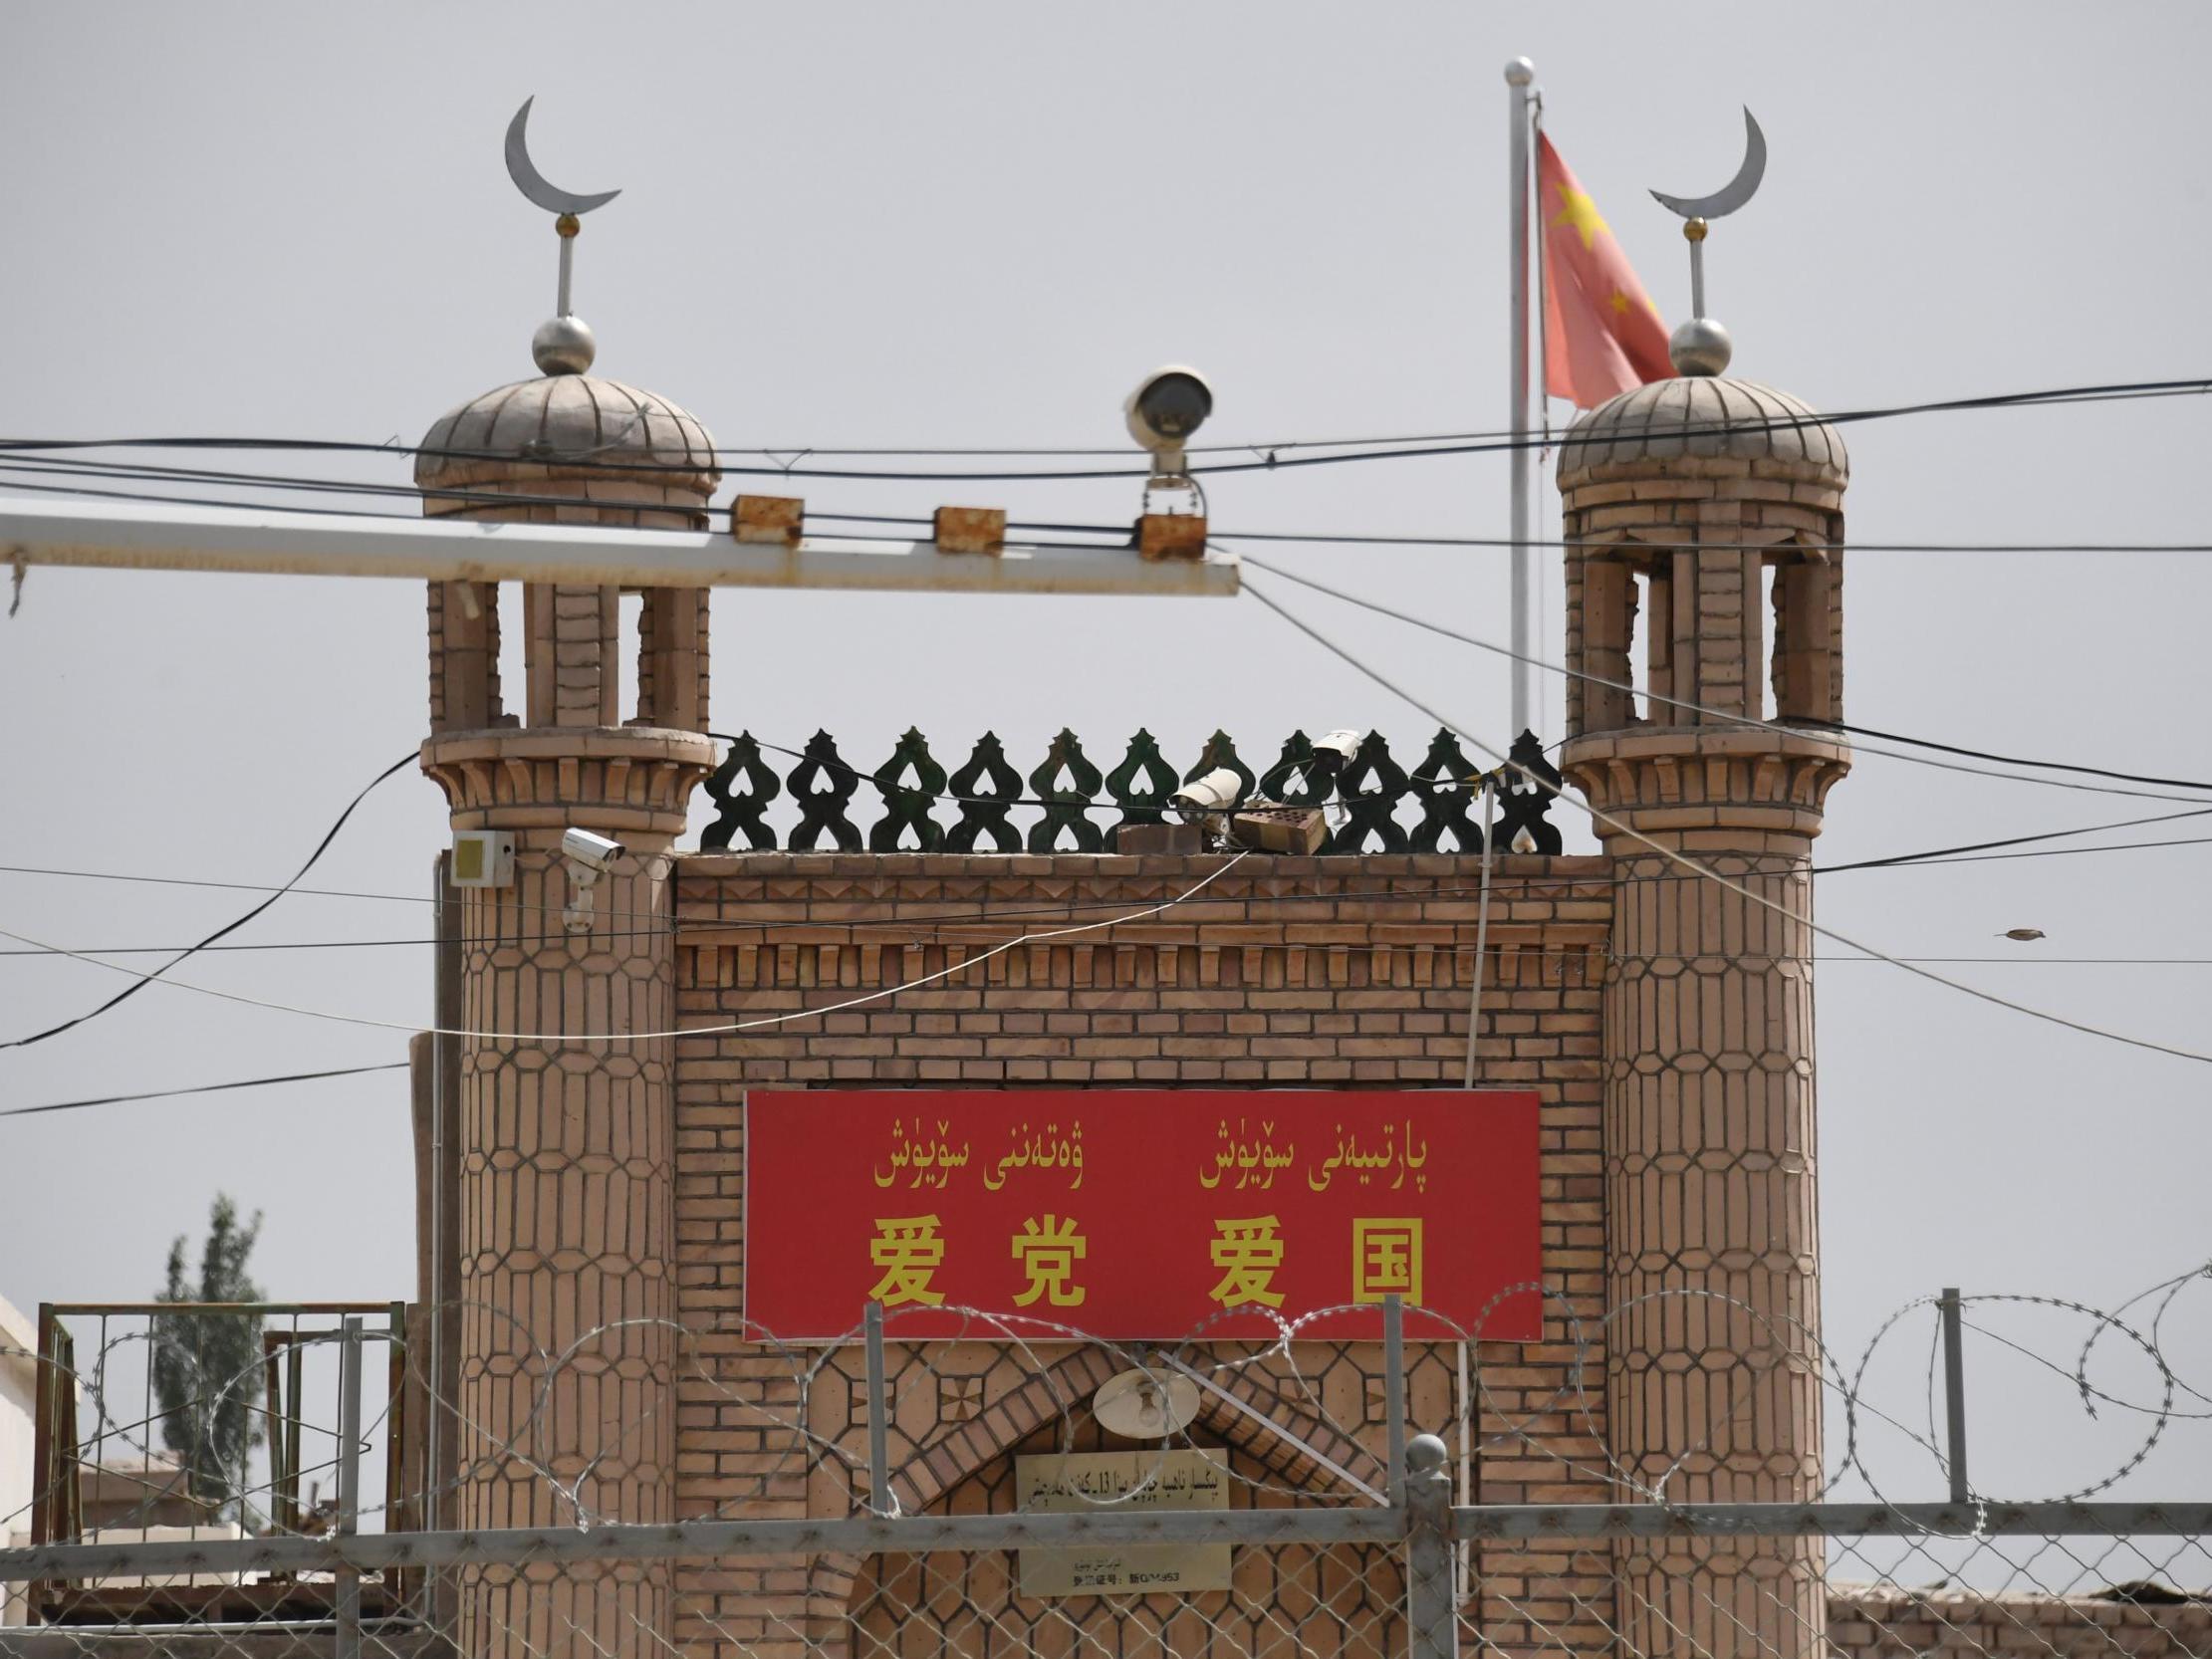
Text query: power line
22 940 2212 1123
1240 573 2212 1068
0 375 2204 485
0 752 419 1051
1820 818 2212 873
1238 555 2212 804
1794 719 2212 795
4 804 2206 942
0 453 1130 549
0 862 670 925
0 927 674 958
1210 528 2212 556
8 924 2210 965
0 854 1255 1046
0 1064 408 1120
8 449 2212 559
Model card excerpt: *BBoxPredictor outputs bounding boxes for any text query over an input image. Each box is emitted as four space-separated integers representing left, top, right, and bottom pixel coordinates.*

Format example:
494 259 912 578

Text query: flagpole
1505 57 1535 738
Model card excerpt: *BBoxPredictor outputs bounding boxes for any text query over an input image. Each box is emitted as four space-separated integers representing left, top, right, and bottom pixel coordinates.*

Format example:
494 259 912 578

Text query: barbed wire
6 1264 2202 1555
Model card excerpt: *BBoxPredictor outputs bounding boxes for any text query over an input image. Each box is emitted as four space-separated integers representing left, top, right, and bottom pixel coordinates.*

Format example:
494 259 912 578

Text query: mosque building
398 185 1848 1659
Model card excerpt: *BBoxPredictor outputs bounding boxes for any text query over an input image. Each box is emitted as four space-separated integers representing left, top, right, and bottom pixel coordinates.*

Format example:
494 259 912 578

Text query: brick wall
664 850 1616 1657
1827 1586 2211 1658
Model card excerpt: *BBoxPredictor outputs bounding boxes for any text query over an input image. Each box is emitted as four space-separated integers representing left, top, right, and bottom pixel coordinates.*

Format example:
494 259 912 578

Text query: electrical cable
0 1064 408 1120
0 927 675 958
7 451 2211 558
1208 527 2212 556
0 752 419 1050
1792 718 2212 795
0 863 671 925
4 804 2206 941
0 853 1253 1046
1238 554 2212 803
1824 831 2212 871
1818 815 2212 873
1239 572 2212 1067
1 373 2204 482
12 937 2207 1121
0 454 1130 552
9 924 2209 965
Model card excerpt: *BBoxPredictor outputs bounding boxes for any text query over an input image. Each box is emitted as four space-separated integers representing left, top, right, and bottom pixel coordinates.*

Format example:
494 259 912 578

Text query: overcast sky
0 2 2205 1509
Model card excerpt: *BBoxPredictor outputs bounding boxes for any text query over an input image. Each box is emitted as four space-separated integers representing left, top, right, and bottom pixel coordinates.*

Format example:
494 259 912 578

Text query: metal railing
25 1304 408 1627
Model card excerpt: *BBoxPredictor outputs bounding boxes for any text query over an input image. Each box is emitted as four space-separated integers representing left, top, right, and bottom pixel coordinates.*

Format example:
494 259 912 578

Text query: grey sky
0 2 2205 1505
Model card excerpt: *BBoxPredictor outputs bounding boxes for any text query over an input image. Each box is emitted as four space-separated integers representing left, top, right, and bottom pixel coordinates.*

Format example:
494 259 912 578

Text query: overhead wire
8 457 2211 557
1237 554 2212 803
0 372 2205 481
0 1064 408 1120
1238 571 2212 1067
3 800 2206 938
0 751 419 1050
11 932 2209 1121
0 862 670 925
0 927 675 958
5 927 2208 966
0 854 1255 1046
9 458 2210 559
0 778 2194 1066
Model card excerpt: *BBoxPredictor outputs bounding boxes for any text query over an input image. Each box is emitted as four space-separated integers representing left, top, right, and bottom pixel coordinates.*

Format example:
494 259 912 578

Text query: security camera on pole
1126 365 1215 562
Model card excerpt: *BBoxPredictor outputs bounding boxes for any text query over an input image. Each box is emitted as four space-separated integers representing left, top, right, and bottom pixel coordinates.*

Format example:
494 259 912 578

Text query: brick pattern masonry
666 852 1614 1659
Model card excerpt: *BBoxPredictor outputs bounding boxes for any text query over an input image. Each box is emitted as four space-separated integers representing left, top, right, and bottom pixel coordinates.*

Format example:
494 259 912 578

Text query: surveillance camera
1171 768 1244 821
560 828 627 874
1313 729 1363 769
1124 366 1214 471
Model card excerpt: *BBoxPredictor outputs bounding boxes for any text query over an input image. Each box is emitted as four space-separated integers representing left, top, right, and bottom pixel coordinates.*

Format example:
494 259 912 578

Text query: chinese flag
1538 131 1672 408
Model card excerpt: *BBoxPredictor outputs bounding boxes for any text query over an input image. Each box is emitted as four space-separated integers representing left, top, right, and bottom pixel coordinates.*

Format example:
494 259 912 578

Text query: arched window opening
1583 552 1637 732
1770 549 1836 725
1759 557 1779 724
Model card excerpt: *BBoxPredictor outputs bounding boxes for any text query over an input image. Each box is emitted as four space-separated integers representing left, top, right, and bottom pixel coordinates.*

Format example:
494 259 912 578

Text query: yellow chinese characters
866 1215 947 1307
1207 1216 1287 1309
1011 1214 1087 1307
1351 1218 1423 1305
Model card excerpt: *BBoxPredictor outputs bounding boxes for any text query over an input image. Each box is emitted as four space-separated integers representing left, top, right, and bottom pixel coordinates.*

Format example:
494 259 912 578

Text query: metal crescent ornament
504 97 620 217
1648 107 1766 221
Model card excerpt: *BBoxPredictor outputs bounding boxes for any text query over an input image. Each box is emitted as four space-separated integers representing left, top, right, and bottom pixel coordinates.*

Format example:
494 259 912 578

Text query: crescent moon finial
505 97 621 218
1648 108 1766 222
1647 108 1767 377
502 98 614 375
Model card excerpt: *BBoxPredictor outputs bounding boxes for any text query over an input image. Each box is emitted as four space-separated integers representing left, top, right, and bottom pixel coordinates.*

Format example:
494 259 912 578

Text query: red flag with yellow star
1538 131 1671 408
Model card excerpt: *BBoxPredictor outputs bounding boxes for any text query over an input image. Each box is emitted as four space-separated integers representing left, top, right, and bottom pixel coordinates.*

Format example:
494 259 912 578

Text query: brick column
421 732 715 1659
1570 733 1845 1658
414 364 720 1658
1557 376 1850 1659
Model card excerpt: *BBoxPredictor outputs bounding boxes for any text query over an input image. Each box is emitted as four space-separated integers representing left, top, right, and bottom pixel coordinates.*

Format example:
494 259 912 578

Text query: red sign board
743 1090 1543 1341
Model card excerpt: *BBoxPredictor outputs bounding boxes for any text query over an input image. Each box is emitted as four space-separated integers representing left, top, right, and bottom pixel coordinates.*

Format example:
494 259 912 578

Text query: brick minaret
415 356 720 1659
1556 374 1850 1659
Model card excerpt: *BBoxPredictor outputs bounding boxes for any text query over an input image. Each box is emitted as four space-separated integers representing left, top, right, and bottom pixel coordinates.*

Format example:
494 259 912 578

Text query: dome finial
505 99 619 376
1648 109 1766 376
532 213 596 374
1667 220 1732 376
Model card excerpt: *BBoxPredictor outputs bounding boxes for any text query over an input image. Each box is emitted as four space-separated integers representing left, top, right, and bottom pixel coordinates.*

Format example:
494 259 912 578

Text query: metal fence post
336 1315 363 1659
1939 1287 1970 1505
864 1302 892 1517
1403 1431 1458 1659
1383 1295 1407 1507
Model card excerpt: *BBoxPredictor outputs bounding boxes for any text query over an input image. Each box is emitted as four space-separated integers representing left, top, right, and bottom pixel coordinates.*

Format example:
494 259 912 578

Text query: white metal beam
0 497 1237 597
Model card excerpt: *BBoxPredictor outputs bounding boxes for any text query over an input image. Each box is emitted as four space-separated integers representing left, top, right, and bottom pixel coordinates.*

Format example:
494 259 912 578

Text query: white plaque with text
1014 1449 1233 1597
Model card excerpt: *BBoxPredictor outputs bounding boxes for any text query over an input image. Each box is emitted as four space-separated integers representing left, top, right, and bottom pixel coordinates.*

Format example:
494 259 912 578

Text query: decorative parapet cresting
700 727 1563 855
